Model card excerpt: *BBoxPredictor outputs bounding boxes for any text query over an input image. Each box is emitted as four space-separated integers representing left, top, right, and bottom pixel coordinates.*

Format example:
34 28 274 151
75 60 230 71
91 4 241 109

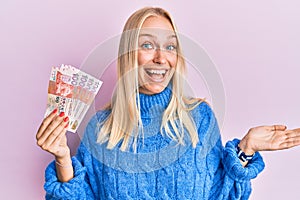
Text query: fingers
36 111 69 149
280 136 300 149
36 108 58 140
284 128 300 138
274 128 300 150
291 128 300 133
40 117 69 151
44 127 68 154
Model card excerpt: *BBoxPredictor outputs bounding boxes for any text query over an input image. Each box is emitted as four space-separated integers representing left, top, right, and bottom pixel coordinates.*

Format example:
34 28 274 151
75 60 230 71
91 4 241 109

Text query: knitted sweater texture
44 87 265 200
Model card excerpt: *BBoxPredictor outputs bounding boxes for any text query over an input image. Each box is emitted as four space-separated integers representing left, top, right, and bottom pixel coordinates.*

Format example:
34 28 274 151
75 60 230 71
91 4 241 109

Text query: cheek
138 51 153 66
169 54 177 68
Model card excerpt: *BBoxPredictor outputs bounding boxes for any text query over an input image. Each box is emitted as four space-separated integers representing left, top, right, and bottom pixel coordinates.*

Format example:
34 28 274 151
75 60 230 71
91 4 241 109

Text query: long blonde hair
97 7 203 151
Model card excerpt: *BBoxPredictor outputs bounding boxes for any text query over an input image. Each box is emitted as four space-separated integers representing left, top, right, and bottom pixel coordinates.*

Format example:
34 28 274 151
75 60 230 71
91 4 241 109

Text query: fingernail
64 123 69 128
59 112 65 117
52 108 58 114
63 116 69 122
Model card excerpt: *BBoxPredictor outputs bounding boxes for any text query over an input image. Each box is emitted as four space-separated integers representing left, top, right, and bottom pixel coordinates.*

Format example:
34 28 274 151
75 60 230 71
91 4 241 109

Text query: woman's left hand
239 125 300 155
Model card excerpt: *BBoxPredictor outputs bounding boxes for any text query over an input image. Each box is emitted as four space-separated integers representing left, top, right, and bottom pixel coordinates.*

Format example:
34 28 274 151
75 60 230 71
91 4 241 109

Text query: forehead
141 16 174 30
139 16 176 39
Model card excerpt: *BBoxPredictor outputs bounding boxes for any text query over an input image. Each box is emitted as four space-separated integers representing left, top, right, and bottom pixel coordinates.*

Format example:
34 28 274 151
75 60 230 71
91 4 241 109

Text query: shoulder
86 109 111 128
189 101 220 141
190 101 215 124
83 109 111 140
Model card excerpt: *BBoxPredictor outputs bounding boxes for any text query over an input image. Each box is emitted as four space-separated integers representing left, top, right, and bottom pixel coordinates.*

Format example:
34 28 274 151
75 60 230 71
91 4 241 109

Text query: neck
138 86 172 118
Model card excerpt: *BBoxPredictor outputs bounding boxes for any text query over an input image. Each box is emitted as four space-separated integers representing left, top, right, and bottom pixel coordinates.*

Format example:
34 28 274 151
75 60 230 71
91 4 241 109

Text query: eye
166 45 177 51
141 43 154 50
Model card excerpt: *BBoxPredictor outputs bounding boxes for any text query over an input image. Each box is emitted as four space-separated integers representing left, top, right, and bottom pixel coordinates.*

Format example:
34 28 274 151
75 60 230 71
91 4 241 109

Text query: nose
153 48 167 65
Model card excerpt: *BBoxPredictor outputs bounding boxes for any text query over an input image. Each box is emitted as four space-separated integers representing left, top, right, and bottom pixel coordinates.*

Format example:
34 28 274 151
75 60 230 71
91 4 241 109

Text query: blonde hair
97 7 203 151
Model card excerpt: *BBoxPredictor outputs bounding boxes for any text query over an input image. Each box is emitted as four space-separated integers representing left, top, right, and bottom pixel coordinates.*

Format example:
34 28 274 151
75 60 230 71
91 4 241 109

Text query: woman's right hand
36 109 74 182
36 109 70 159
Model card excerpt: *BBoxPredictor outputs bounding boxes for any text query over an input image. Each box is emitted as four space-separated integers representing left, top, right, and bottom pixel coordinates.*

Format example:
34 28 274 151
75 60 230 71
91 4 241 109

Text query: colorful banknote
45 64 102 133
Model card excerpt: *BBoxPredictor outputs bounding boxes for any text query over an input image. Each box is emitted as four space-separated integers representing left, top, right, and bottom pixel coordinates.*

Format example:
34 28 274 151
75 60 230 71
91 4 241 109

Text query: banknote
45 64 102 133
60 65 102 131
45 67 74 117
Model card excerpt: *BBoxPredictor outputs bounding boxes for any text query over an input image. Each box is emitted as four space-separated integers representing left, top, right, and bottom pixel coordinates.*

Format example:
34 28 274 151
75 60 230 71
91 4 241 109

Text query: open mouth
145 69 168 82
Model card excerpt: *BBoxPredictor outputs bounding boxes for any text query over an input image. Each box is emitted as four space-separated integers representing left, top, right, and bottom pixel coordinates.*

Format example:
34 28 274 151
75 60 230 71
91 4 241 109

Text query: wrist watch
236 145 255 162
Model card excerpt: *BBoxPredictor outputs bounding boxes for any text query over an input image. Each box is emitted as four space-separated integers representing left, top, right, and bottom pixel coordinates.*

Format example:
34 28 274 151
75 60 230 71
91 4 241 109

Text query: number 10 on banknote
45 64 103 133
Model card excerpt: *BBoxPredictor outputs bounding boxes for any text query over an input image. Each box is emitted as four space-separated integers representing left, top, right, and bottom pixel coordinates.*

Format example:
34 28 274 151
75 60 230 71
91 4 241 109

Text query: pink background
1 0 300 199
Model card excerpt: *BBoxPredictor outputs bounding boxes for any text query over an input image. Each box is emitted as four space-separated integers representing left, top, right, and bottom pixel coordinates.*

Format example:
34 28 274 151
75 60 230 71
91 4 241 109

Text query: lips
145 68 168 82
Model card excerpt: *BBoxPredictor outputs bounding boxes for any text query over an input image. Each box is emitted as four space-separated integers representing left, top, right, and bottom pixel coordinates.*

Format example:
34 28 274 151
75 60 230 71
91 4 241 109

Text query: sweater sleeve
44 154 95 200
43 113 105 200
207 137 265 200
194 102 265 200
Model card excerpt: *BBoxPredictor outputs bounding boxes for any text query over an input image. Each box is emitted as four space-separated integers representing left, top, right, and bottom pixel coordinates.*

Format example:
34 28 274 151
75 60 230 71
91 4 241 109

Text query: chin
139 83 167 95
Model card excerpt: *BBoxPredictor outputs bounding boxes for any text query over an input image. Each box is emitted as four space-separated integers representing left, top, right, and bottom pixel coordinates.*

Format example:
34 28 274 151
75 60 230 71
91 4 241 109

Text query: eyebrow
139 33 177 39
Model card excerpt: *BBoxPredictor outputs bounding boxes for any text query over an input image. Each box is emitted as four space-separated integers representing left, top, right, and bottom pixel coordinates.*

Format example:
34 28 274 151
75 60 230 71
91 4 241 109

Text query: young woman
36 7 300 199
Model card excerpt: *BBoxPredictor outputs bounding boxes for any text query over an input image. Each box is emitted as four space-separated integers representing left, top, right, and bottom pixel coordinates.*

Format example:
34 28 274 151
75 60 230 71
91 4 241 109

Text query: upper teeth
146 69 167 75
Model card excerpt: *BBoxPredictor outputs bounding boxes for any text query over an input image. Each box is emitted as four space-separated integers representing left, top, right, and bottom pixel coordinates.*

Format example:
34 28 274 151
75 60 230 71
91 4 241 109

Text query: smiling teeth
146 69 167 75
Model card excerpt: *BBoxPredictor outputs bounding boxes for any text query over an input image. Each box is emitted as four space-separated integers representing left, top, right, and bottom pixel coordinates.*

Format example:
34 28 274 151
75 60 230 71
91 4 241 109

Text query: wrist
55 156 72 169
239 138 255 155
55 150 71 165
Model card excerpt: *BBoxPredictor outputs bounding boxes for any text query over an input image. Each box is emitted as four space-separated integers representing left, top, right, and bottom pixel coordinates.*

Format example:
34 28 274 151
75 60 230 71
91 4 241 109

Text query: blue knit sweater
44 87 265 200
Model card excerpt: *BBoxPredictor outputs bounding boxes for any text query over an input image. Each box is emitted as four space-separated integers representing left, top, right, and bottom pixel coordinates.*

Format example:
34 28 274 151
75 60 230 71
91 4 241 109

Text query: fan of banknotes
44 64 103 133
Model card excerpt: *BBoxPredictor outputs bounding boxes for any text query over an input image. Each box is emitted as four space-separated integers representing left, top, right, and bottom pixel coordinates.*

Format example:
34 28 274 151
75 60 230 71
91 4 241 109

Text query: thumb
272 125 287 131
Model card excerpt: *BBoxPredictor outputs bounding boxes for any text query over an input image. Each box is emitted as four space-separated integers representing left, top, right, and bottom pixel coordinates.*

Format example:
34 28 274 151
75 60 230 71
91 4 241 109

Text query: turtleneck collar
138 85 172 118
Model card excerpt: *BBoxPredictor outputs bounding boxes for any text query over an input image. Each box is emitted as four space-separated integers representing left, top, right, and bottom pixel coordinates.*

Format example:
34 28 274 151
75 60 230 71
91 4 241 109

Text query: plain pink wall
1 0 300 199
